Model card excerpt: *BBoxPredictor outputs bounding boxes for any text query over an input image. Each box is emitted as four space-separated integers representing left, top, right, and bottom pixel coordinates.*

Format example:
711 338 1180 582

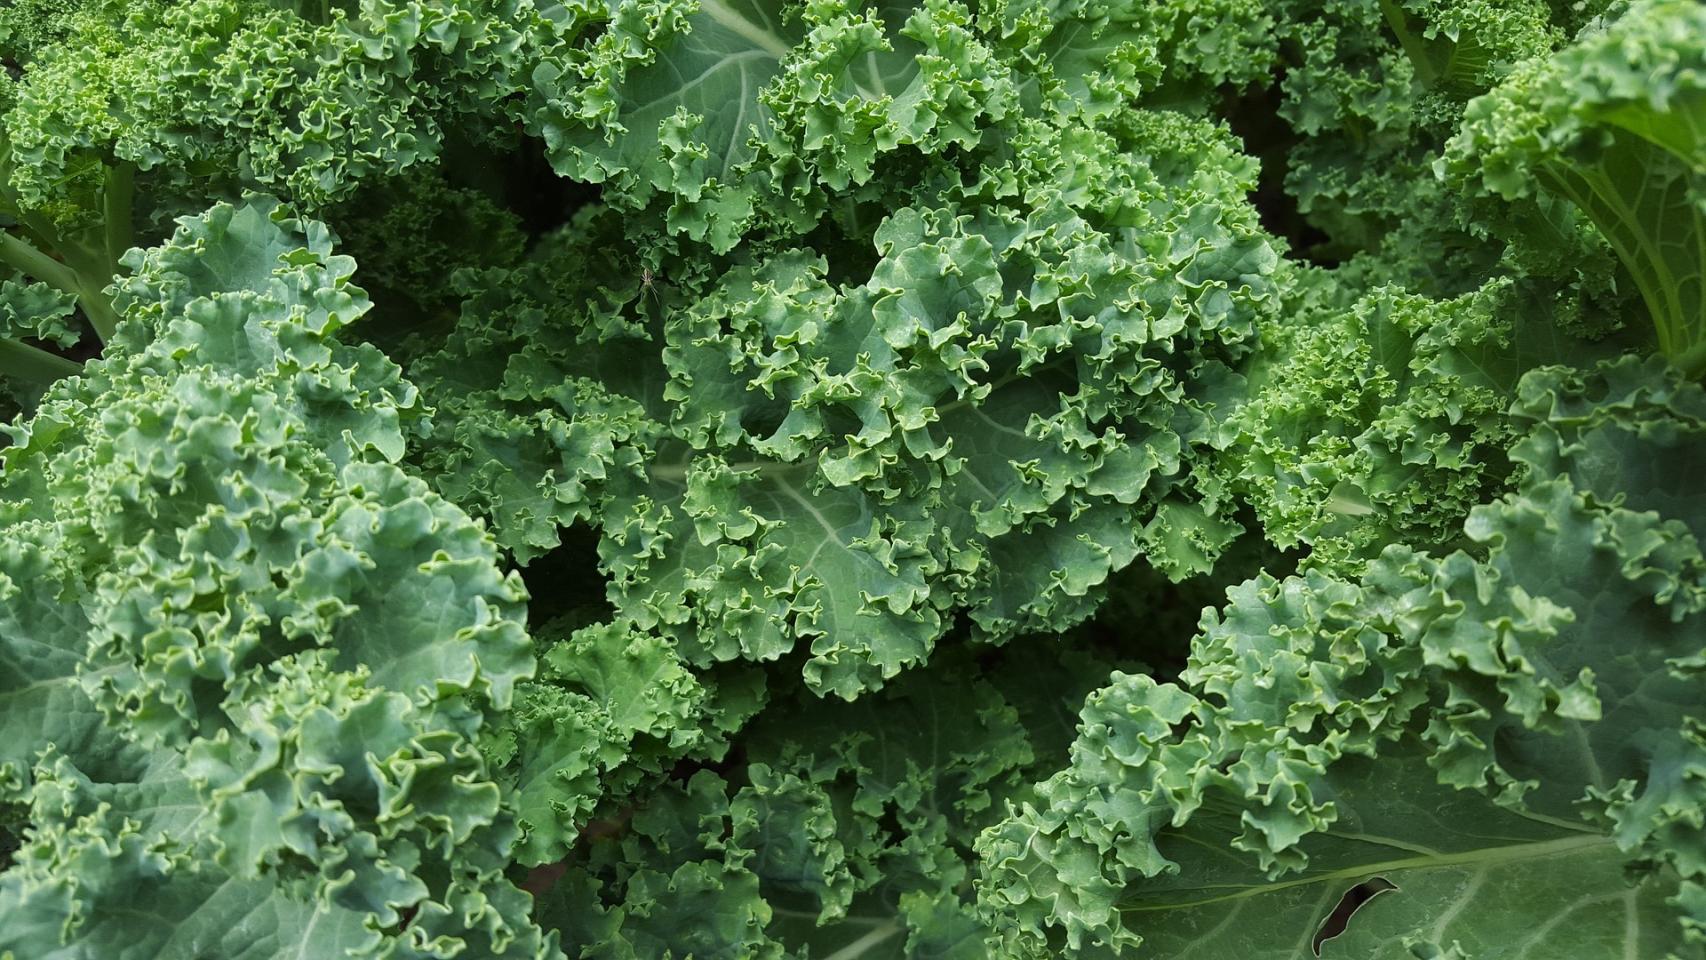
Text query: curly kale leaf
977 355 1706 958
1222 270 1622 571
2 0 539 215
526 642 1120 959
1446 0 1706 375
411 109 1275 699
0 198 554 960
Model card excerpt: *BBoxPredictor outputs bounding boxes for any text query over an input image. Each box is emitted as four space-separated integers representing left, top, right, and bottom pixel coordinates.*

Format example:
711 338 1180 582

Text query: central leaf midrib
1119 833 1613 913
696 0 792 59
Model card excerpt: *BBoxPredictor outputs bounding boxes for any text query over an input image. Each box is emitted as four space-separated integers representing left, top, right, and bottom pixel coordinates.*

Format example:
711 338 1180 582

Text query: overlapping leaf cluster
980 355 1706 957
0 0 1703 957
412 104 1276 701
0 200 550 959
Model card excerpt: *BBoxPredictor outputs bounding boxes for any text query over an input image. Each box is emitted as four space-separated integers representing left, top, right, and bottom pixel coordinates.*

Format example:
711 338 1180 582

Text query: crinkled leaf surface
977 356 1706 959
0 198 552 960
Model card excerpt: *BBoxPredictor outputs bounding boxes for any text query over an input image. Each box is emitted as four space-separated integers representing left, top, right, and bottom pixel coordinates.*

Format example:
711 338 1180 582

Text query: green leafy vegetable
0 199 551 959
978 355 1706 958
1447 0 1706 374
0 0 1701 958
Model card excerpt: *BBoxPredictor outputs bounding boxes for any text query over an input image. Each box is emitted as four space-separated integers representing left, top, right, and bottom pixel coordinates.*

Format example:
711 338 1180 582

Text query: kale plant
0 1 1701 958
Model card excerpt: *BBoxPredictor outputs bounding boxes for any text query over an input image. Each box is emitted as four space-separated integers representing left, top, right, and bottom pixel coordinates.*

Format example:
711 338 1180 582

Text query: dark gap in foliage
57 328 101 365
496 136 606 241
1216 79 1339 267
0 824 16 873
670 747 735 785
579 16 611 49
327 144 534 357
1085 513 1302 681
517 523 613 631
805 195 886 289
1079 561 1199 681
584 803 639 840
950 616 1147 769
738 395 794 441
521 858 570 899
1312 876 1399 955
